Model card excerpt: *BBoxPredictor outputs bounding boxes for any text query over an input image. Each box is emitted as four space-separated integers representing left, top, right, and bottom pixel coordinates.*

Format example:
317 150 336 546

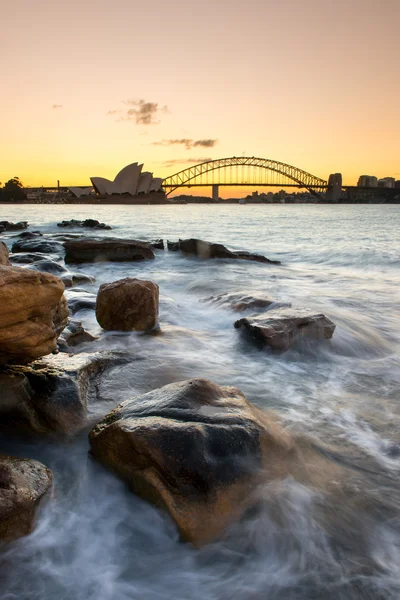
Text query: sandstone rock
0 352 126 435
0 455 52 541
58 319 97 350
66 289 97 314
234 308 336 351
96 278 159 332
205 291 276 312
89 378 342 546
0 242 10 266
12 239 64 254
64 238 155 264
178 238 281 264
0 265 66 363
0 221 28 232
52 295 69 336
60 273 96 288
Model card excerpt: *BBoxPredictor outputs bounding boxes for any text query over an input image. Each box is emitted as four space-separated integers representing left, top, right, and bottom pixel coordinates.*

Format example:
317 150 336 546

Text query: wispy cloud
161 157 213 169
107 99 169 125
154 138 218 150
52 104 63 109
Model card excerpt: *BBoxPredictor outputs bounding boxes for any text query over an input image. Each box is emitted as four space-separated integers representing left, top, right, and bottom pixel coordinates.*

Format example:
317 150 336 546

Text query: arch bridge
162 156 331 200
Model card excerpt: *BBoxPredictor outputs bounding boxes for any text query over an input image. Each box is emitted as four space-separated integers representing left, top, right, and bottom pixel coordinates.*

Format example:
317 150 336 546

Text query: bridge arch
162 156 327 197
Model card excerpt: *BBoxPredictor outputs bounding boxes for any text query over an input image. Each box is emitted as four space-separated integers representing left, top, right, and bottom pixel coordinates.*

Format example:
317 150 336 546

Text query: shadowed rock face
178 238 281 264
89 378 299 546
0 265 66 363
0 242 10 266
234 308 336 351
0 455 52 541
64 238 155 264
96 278 159 332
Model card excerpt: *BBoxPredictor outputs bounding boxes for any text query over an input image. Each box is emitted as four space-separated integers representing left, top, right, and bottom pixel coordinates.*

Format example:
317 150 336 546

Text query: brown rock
96 278 159 332
205 291 276 312
52 295 69 336
64 238 155 264
0 455 52 541
178 238 281 264
0 265 66 363
234 308 336 351
0 242 11 266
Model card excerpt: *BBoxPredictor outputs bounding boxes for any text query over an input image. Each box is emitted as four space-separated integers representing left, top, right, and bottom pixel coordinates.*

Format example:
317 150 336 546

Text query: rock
149 239 164 250
0 455 52 541
0 221 28 232
57 219 112 230
12 239 64 254
16 231 42 239
96 278 159 332
66 289 97 314
0 352 126 435
0 265 66 364
167 240 180 251
89 378 307 545
52 295 69 336
0 242 11 266
29 259 68 274
234 308 336 351
58 319 97 350
64 238 155 264
60 273 96 288
9 252 53 264
178 238 281 264
205 291 276 312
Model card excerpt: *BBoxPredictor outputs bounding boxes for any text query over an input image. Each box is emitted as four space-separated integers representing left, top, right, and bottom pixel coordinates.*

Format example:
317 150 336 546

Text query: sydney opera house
90 162 163 197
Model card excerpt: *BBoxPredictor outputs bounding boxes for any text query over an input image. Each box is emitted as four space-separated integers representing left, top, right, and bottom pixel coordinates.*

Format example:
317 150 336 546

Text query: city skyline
1 0 399 198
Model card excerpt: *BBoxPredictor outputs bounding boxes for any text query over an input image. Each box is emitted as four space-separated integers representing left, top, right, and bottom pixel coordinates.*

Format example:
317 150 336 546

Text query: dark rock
58 320 97 350
66 289 97 314
178 238 281 264
9 252 53 264
0 221 28 232
16 231 42 239
167 240 180 251
60 273 96 288
96 278 159 332
12 239 64 255
0 242 10 266
0 455 52 541
149 239 164 250
64 238 155 264
204 291 276 312
234 308 336 352
29 259 68 274
57 219 112 230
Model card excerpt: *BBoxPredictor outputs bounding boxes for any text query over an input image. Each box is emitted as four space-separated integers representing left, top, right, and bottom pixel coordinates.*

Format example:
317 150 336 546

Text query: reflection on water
0 204 399 599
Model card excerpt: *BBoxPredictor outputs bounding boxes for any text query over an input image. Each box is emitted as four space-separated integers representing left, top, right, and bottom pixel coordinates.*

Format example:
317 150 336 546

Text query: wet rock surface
16 231 42 239
0 265 66 363
96 278 159 332
0 221 28 233
149 239 164 250
29 259 68 274
234 308 336 351
9 252 55 265
60 272 96 288
0 242 11 266
0 454 52 541
64 238 155 264
57 219 112 230
167 240 180 251
12 239 64 255
176 238 281 264
66 289 97 314
58 319 98 350
204 291 276 312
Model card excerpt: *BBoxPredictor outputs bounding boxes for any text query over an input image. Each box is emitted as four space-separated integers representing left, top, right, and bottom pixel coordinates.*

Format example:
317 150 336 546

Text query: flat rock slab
178 238 281 264
12 239 64 254
64 238 155 264
9 252 56 264
234 308 336 351
0 454 52 541
204 291 276 312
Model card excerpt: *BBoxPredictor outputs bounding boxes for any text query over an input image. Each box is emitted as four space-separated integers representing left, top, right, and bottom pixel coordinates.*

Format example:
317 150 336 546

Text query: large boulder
0 455 52 541
0 352 126 435
12 239 64 254
96 278 159 332
64 238 155 264
52 295 70 336
0 242 11 266
234 308 336 351
90 378 338 545
0 265 66 363
178 238 281 264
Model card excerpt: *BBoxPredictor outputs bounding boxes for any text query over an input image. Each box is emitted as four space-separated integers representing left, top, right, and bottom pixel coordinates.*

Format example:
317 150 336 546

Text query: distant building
90 162 163 196
68 187 94 198
378 177 396 188
357 175 378 187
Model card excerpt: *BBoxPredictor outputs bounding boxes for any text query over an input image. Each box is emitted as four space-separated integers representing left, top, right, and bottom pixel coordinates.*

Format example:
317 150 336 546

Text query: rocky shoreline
0 220 338 544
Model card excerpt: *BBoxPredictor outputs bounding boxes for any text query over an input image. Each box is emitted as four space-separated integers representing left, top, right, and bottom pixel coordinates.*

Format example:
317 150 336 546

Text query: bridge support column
326 173 343 202
212 184 219 202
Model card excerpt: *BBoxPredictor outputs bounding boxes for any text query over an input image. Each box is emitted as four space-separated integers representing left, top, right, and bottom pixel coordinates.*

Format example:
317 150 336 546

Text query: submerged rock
66 289 97 314
0 265 66 363
64 238 155 264
9 252 54 265
204 291 276 312
0 221 28 232
57 219 112 230
167 240 180 251
0 242 11 266
96 278 159 332
0 455 52 541
178 238 281 264
58 319 98 350
149 239 164 250
29 259 68 274
60 272 96 288
16 231 42 239
12 239 64 255
234 308 336 351
89 378 298 545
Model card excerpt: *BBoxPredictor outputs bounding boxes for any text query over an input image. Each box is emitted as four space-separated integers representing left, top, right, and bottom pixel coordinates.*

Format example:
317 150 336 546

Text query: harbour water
1 203 400 599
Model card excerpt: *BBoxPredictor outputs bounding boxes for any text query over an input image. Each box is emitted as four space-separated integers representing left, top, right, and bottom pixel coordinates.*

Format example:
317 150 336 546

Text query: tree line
0 178 26 202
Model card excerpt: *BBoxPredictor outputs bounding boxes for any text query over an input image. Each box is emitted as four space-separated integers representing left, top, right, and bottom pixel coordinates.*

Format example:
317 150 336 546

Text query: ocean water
0 203 400 599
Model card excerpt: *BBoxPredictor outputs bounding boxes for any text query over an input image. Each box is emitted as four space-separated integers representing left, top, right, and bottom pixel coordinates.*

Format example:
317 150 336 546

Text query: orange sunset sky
1 0 399 197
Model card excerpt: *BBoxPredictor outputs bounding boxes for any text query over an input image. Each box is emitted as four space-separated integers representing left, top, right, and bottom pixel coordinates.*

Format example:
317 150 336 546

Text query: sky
1 0 399 197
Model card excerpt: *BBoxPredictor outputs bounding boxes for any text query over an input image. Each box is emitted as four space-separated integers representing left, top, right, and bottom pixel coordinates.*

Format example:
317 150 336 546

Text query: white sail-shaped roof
113 162 143 195
90 163 160 196
149 177 163 192
137 172 152 194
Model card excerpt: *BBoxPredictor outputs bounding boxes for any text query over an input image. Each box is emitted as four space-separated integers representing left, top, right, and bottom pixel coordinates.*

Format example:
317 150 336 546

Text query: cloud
52 104 63 109
107 99 169 125
161 157 213 169
153 138 218 150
